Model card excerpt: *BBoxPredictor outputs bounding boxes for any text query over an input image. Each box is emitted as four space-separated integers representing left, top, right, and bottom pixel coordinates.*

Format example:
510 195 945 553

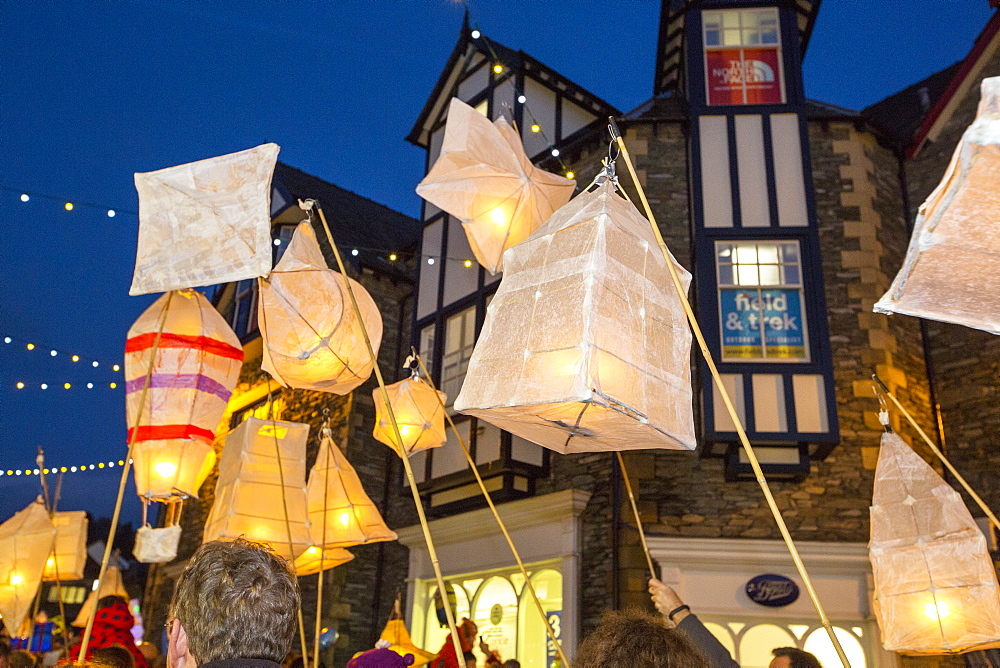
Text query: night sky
1 1 994 527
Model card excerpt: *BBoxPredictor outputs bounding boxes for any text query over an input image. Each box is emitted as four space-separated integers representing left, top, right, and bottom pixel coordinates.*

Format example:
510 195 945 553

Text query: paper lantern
372 374 448 457
454 181 696 453
133 524 182 564
380 619 435 667
874 77 1000 334
416 98 576 274
292 546 354 577
126 289 243 501
72 566 127 628
303 433 397 551
259 221 383 394
203 417 312 561
870 432 1000 653
130 143 280 295
0 500 56 636
42 511 87 581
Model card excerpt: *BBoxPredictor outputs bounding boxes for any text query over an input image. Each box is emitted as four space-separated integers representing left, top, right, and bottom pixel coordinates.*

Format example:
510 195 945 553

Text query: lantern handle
405 350 420 379
870 379 893 433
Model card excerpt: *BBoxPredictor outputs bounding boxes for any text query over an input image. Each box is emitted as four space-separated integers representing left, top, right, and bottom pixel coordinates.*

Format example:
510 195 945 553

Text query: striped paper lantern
125 289 244 500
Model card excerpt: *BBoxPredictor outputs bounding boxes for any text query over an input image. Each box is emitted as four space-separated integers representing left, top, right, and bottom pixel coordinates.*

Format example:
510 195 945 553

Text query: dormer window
702 8 785 105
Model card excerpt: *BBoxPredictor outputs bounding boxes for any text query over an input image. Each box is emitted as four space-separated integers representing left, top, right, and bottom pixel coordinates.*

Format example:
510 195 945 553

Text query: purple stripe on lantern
125 373 232 401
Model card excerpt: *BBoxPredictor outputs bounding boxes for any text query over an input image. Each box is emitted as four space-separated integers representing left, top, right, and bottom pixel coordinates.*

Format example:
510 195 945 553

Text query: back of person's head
576 610 709 668
91 645 136 668
6 650 37 668
97 595 127 610
771 647 822 668
171 538 299 664
502 660 521 668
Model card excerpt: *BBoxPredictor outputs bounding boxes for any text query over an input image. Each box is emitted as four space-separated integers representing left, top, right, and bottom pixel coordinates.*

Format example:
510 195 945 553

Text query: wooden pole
314 204 465 663
609 120 851 668
78 291 174 664
615 452 657 580
873 374 1000 533
412 352 571 668
314 425 334 666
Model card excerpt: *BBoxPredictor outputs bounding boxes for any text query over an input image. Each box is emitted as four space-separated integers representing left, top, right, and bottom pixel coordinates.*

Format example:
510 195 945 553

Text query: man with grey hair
166 538 300 667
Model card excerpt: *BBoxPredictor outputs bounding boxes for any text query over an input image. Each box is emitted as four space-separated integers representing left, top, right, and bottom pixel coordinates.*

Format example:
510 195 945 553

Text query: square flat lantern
870 433 1000 653
130 143 280 295
875 77 1000 334
454 181 697 454
203 417 312 561
259 221 383 394
42 511 87 581
373 376 448 457
0 500 56 636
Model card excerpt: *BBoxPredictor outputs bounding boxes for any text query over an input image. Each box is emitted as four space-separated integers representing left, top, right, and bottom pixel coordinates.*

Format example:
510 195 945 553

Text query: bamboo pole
609 119 851 668
314 423 334 666
314 203 465 663
615 453 657 580
412 352 571 668
37 454 70 656
77 291 174 665
873 374 1000 533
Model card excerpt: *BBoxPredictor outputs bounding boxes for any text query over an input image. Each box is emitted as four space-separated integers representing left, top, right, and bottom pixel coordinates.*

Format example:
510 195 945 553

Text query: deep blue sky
1 1 994 526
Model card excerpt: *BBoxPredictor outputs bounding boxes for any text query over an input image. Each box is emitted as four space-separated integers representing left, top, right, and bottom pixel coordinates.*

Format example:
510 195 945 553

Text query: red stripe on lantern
127 424 216 443
125 332 244 362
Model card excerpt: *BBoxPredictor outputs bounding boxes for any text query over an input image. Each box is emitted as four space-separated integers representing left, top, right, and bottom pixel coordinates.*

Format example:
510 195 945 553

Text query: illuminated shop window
716 241 809 362
702 618 869 668
702 8 785 105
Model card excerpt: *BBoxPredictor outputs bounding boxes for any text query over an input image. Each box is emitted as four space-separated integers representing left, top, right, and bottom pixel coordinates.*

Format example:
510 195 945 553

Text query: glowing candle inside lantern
338 511 352 528
154 461 177 478
9 573 22 586
925 600 951 621
489 207 507 227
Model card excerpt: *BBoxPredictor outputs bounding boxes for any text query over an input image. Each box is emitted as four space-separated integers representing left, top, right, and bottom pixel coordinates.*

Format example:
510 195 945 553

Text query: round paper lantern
125 289 243 501
259 221 383 394
416 98 576 274
454 181 696 453
0 500 56 636
372 375 448 457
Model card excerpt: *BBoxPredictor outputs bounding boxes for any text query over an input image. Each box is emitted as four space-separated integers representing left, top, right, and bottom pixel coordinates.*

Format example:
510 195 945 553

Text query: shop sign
546 611 562 668
705 47 783 105
745 574 799 607
720 288 806 361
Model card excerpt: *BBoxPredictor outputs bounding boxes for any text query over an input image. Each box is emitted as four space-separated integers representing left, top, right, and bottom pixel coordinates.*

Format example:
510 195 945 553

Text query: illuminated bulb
98 463 104 468
26 343 34 350
89 464 94 470
518 95 526 104
925 600 951 620
273 239 281 246
42 469 48 474
15 470 21 476
113 364 120 371
119 460 125 465
531 124 540 133
10 573 23 586
33 469 39 475
46 557 54 568
351 249 359 256
92 361 99 367
489 207 506 227
338 511 352 527
471 29 481 39
40 383 48 390
4 337 10 343
109 461 115 468
16 382 24 389
427 257 435 265
64 202 73 211
87 383 93 389
389 253 398 261
154 461 177 478
5 470 12 475
50 350 57 356
110 382 117 389
60 467 67 473
464 260 473 268
493 63 503 74
64 383 71 389
551 149 560 157
71 466 77 472
20 194 29 202
566 171 575 180
72 355 79 362
107 209 115 218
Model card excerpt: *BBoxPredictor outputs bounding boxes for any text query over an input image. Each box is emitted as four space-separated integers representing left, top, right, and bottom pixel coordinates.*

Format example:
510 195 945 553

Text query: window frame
701 7 786 106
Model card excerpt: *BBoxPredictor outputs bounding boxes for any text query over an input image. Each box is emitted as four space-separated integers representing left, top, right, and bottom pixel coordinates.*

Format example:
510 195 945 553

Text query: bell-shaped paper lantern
292 546 354 577
130 143 280 295
43 511 87 581
870 432 1000 653
203 417 312 561
304 433 397 551
72 566 128 628
874 77 1000 334
126 289 243 501
372 374 448 457
380 619 435 667
259 221 383 394
0 500 56 636
454 181 696 454
416 98 576 274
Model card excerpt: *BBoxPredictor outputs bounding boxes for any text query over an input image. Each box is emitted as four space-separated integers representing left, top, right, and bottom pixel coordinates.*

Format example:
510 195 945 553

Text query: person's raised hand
648 578 687 622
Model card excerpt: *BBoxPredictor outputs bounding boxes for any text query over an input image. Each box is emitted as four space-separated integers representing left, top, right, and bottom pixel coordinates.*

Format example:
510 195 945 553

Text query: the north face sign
705 47 783 105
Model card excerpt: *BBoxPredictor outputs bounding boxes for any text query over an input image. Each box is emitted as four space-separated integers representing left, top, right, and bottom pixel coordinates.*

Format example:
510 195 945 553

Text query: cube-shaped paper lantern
416 98 576 274
454 181 696 453
130 143 280 295
203 417 311 561
126 289 243 501
0 500 56 636
292 546 354 577
874 77 1000 334
372 376 448 457
870 432 1000 653
304 434 397 550
259 221 383 394
42 511 87 581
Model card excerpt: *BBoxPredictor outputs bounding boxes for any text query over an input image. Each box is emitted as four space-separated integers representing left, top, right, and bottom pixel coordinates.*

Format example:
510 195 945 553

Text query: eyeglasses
164 618 176 633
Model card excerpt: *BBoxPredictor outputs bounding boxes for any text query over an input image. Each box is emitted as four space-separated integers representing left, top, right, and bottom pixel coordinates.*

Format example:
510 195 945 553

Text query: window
230 279 259 338
230 396 284 429
272 223 297 263
419 324 436 377
702 8 784 105
442 307 476 406
702 618 870 668
47 584 86 604
716 241 808 362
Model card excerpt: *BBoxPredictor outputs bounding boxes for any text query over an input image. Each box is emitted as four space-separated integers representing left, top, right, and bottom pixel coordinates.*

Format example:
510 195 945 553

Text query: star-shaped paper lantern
372 375 448 457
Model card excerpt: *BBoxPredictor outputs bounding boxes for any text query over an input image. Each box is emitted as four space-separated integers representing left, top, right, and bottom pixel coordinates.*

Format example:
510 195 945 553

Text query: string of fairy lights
0 459 131 479
3 334 123 390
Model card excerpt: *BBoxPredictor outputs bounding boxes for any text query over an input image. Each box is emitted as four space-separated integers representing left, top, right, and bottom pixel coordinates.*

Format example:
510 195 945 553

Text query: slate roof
861 62 962 147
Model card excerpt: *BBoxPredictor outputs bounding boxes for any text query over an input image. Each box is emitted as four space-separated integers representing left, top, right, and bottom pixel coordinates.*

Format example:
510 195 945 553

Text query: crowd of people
0 539 824 667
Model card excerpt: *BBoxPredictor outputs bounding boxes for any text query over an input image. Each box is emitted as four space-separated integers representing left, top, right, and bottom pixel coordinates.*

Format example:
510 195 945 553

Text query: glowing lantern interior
259 221 383 394
373 375 448 457
292 545 354 577
0 500 56 635
870 432 1000 653
454 181 696 453
43 511 88 581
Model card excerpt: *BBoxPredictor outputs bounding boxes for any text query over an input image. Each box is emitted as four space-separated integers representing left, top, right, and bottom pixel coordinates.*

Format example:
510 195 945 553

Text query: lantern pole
608 119 851 668
37 451 71 656
615 453 657 580
312 203 466 664
314 420 334 666
77 291 174 665
873 374 1000 532
411 352 572 668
